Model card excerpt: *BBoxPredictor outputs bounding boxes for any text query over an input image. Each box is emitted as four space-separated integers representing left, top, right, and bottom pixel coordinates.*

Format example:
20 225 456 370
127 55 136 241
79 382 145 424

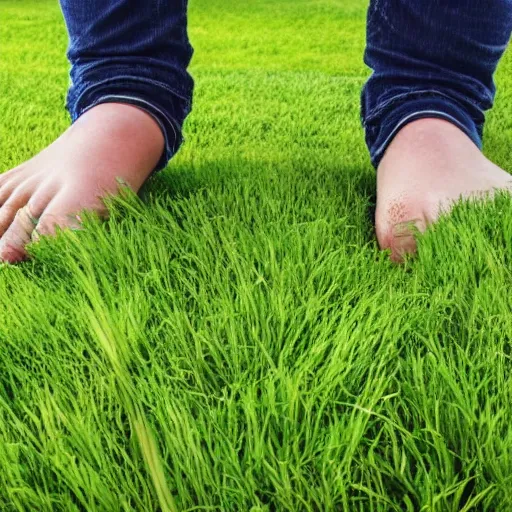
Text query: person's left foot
0 102 165 263
375 118 512 263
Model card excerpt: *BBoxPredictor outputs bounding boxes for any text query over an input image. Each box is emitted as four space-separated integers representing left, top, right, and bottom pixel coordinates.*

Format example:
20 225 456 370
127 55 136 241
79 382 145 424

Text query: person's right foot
0 102 165 264
375 118 512 263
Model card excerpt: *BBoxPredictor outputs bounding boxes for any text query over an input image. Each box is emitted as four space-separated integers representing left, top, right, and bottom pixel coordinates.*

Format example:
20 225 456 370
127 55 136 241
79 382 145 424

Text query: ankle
394 118 477 151
75 103 165 155
69 103 166 188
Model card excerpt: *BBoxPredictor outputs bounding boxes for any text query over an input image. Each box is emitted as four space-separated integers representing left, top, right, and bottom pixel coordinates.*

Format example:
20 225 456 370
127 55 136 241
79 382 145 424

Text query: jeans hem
365 95 483 168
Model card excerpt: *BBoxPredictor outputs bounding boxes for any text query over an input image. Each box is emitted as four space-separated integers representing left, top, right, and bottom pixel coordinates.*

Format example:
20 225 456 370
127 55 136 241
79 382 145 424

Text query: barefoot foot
0 103 164 263
375 118 512 263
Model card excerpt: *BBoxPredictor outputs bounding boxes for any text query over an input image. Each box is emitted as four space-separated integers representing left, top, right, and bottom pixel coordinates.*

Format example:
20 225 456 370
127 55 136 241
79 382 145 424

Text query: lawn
1 0 512 510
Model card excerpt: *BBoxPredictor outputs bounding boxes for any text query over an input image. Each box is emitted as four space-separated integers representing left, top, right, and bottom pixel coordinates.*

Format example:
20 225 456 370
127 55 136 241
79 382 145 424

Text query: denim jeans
59 0 194 176
363 0 512 167
60 0 512 174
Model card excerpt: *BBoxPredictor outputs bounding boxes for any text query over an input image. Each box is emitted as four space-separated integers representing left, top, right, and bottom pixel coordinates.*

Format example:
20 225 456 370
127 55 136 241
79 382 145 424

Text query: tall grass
1 0 511 510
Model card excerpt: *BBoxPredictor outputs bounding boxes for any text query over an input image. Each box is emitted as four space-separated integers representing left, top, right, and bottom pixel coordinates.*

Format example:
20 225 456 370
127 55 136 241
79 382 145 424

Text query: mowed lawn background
1 0 512 510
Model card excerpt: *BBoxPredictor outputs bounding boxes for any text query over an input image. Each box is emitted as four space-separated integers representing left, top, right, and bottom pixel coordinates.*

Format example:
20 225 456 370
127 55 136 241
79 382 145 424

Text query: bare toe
0 205 39 263
32 191 98 244
0 180 41 237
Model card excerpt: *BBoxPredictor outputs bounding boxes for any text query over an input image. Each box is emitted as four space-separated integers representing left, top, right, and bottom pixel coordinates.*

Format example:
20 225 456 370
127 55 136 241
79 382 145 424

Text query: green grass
1 0 512 510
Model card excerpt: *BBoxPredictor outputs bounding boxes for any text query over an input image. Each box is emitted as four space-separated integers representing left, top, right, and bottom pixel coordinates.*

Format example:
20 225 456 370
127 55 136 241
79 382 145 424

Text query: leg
0 0 193 263
362 0 512 262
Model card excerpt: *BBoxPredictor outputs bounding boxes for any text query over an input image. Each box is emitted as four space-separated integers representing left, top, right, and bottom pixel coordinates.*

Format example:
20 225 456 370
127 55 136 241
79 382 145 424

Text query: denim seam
363 89 478 127
372 109 476 164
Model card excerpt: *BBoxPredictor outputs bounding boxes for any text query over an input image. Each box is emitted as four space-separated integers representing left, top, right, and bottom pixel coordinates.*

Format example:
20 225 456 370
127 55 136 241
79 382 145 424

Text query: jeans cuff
365 95 483 168
67 77 191 176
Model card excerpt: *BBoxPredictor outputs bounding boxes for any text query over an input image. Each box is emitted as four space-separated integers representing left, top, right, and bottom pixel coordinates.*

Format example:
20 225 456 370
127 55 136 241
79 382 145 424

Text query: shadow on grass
140 157 377 233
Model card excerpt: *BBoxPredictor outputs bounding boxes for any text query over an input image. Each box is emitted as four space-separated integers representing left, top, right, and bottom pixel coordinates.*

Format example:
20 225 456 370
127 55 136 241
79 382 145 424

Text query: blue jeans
60 0 194 176
362 0 512 167
60 0 512 174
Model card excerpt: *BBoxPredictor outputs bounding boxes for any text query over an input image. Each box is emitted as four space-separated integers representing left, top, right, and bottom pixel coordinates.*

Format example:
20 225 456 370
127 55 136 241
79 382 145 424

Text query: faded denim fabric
362 0 512 167
59 0 194 175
